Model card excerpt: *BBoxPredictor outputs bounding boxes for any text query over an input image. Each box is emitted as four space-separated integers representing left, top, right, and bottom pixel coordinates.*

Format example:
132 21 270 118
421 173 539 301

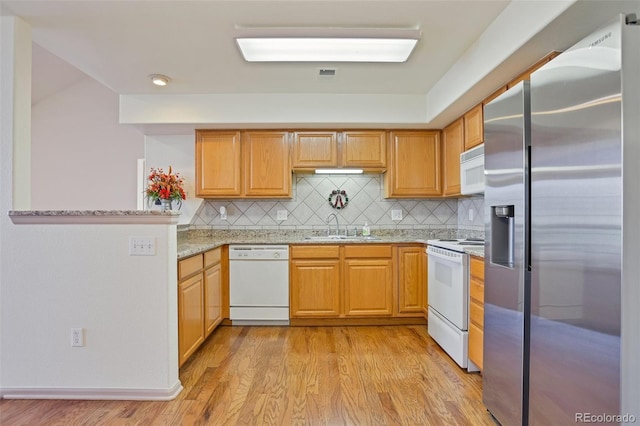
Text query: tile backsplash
191 175 484 236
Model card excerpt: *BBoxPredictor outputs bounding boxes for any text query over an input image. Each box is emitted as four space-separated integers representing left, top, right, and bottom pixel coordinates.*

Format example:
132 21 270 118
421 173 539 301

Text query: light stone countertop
8 209 180 224
177 229 485 259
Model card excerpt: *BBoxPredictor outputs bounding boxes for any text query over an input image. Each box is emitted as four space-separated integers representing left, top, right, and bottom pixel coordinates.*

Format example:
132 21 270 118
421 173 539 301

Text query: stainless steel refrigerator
483 14 640 425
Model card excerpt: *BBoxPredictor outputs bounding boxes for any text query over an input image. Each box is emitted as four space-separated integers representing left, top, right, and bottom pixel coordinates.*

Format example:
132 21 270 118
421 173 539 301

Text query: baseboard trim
0 381 183 401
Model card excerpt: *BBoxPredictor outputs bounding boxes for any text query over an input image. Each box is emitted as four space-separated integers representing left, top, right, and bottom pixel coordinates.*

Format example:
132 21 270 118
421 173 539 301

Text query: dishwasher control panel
228 245 289 260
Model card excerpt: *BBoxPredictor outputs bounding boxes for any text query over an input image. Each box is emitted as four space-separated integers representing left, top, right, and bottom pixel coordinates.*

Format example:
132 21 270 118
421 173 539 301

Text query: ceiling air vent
318 68 337 78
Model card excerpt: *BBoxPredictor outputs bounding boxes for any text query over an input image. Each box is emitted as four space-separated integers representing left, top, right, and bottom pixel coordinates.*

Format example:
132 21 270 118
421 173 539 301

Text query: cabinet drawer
470 300 484 328
204 247 221 268
344 245 392 259
470 279 484 304
291 245 340 259
470 257 484 280
468 322 483 370
178 254 203 280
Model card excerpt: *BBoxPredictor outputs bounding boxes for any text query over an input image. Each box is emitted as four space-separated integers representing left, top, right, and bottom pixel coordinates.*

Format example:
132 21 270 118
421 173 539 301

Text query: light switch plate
277 210 288 221
391 210 403 221
129 236 156 256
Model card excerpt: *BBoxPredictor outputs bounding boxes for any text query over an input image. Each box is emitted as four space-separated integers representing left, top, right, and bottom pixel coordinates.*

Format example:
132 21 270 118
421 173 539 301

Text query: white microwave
460 144 484 195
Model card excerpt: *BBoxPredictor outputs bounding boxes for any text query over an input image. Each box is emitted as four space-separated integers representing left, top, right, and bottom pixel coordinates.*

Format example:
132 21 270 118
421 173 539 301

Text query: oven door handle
427 247 465 264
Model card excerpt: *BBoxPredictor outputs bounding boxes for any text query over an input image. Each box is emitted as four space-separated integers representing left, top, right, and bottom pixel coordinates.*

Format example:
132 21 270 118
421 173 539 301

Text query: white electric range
426 238 484 372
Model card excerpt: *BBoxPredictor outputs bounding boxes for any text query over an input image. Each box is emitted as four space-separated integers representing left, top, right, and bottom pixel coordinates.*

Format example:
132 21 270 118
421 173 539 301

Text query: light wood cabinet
292 130 386 171
442 118 464 196
195 130 292 198
195 131 242 197
344 245 393 317
290 260 341 318
341 130 386 169
290 245 340 318
464 104 484 151
344 259 393 316
290 244 395 319
292 131 338 169
242 131 291 197
343 245 393 318
385 130 441 198
203 249 222 337
178 247 224 366
178 257 205 366
397 245 427 316
468 256 485 370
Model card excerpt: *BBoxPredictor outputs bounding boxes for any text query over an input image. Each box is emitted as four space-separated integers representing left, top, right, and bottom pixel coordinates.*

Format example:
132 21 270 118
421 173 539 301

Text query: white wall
0 222 181 398
1 15 33 396
1 16 179 400
31 76 144 210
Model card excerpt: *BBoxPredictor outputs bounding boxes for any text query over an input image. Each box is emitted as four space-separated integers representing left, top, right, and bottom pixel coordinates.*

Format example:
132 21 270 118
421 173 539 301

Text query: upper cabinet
292 130 386 172
442 118 464 197
195 131 242 197
341 131 386 170
385 130 441 198
242 131 292 197
195 130 292 198
291 131 338 169
463 104 483 151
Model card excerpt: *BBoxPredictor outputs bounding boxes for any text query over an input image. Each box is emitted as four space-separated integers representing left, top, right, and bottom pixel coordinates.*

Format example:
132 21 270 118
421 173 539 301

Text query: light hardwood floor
0 326 497 425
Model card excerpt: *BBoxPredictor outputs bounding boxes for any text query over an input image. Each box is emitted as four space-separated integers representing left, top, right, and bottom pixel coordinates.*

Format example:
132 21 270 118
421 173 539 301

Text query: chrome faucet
326 213 340 236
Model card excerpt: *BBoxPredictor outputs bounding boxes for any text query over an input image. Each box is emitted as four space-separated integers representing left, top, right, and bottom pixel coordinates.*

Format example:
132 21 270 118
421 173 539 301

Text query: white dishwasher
229 245 289 325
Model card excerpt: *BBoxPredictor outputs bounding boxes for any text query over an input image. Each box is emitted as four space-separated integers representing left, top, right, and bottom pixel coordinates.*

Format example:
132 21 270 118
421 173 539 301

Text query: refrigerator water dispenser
491 205 515 267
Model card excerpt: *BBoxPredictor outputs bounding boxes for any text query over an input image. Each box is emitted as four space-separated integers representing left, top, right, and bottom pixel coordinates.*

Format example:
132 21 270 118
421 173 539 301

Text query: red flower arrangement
146 166 186 204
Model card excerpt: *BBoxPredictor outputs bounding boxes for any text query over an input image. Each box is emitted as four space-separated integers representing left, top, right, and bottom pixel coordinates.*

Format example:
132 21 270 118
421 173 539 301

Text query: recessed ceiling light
235 27 421 63
150 74 170 86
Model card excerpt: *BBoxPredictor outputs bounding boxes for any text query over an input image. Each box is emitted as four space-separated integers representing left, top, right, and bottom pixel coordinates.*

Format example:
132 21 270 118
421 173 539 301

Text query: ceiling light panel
234 27 421 63
237 38 418 62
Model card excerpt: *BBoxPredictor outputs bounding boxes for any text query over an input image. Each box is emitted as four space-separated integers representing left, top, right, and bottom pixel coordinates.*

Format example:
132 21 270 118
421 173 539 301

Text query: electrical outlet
391 209 403 221
277 210 288 221
71 328 84 347
468 209 475 221
129 236 156 256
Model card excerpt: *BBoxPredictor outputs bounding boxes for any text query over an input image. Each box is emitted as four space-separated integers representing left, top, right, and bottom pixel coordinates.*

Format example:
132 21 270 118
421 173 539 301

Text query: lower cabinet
178 247 223 366
290 244 424 321
344 247 393 316
397 245 427 316
468 256 485 370
290 245 341 317
203 249 223 337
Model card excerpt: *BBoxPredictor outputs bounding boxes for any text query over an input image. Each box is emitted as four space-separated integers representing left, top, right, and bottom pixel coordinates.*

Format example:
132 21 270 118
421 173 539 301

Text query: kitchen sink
304 235 380 242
